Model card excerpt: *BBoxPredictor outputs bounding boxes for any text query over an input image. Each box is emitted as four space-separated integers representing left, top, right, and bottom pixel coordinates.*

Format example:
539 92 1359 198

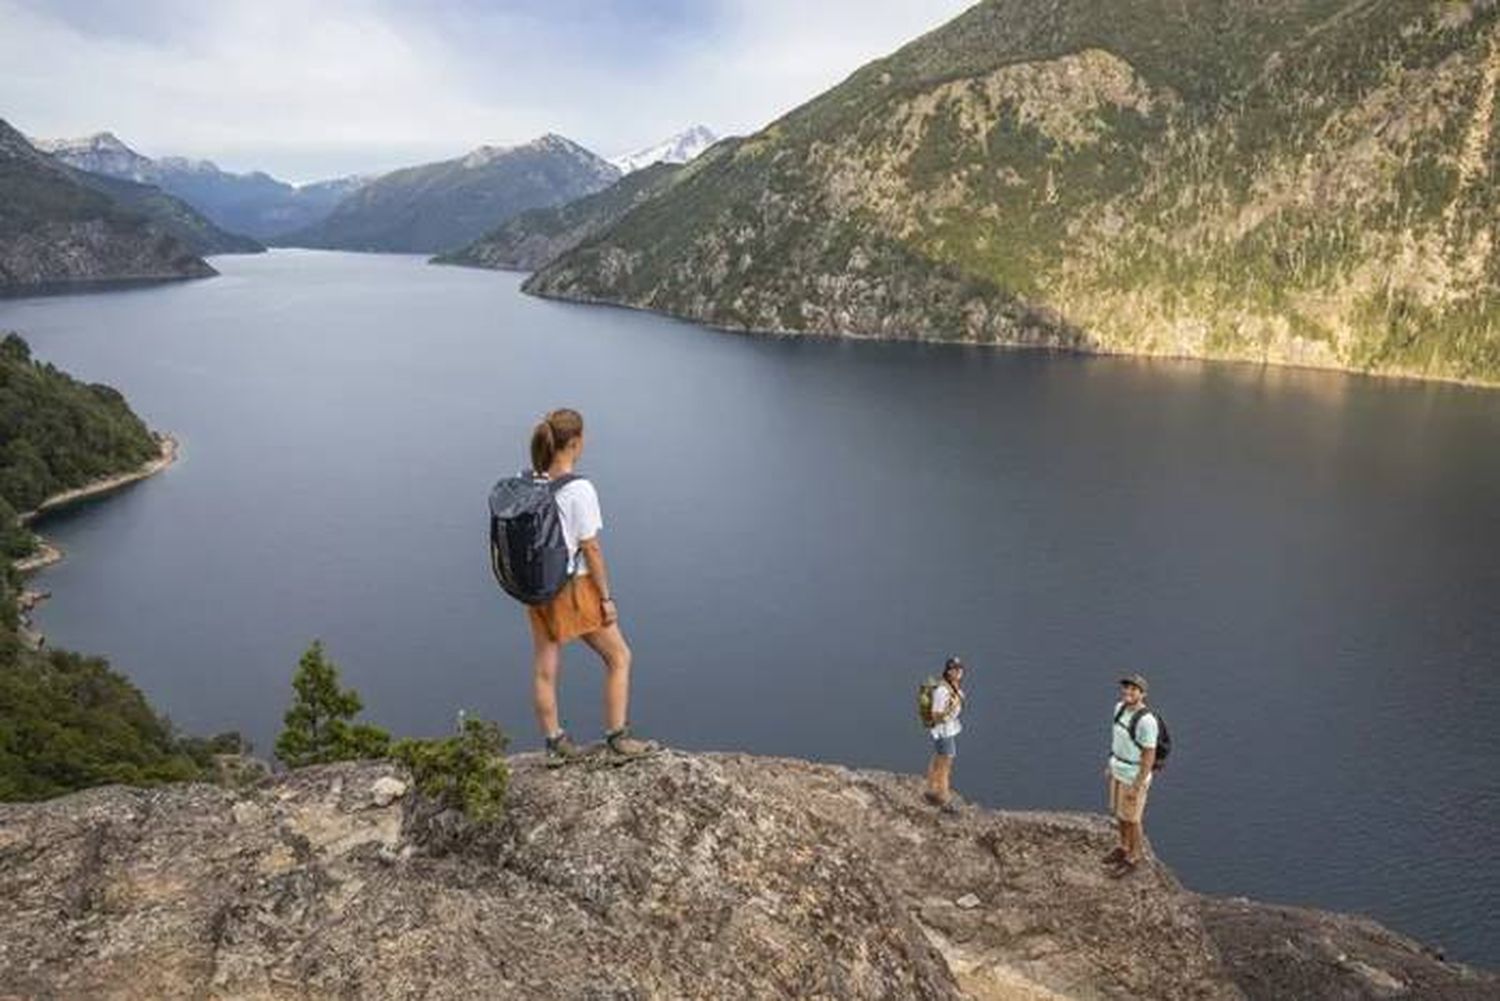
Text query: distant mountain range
0 119 215 291
527 0 1500 386
609 126 718 174
283 134 620 254
36 134 365 242
435 163 685 272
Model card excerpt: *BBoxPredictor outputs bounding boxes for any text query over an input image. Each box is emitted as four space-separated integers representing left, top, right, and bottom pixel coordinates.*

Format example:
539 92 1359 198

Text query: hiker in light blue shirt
1104 673 1158 877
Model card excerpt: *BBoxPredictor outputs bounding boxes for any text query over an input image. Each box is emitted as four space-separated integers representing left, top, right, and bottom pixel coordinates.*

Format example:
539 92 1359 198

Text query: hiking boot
922 789 943 806
604 726 659 765
1108 858 1141 879
1101 846 1128 866
545 731 587 769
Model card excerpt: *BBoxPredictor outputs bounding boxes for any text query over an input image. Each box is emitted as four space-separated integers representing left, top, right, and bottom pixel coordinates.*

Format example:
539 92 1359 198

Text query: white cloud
0 0 975 181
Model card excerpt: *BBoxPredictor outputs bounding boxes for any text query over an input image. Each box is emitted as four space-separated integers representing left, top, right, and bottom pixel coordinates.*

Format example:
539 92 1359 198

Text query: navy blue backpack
488 472 582 605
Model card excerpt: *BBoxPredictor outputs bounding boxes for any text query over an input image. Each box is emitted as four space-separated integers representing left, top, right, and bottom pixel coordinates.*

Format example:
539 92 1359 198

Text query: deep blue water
3 250 1498 965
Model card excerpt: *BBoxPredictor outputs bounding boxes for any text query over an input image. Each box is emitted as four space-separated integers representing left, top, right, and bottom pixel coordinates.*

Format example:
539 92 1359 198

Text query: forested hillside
530 0 1500 384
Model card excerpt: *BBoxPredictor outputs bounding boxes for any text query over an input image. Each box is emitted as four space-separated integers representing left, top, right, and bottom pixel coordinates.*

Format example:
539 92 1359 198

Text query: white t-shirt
552 477 603 575
929 683 963 740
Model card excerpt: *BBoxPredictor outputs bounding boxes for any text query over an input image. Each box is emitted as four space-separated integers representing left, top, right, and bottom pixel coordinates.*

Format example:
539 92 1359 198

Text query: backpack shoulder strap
544 472 584 494
1126 707 1154 746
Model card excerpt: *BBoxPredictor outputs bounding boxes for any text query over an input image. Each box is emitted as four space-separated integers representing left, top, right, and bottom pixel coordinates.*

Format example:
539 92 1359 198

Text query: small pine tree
275 640 390 768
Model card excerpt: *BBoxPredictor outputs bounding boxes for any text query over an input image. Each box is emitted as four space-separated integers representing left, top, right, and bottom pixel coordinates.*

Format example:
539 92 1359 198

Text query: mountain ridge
38 132 367 241
0 120 215 291
284 133 620 254
527 0 1500 385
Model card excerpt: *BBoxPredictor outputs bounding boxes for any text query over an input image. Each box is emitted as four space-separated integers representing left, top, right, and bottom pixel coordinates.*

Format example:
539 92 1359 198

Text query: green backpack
917 677 941 727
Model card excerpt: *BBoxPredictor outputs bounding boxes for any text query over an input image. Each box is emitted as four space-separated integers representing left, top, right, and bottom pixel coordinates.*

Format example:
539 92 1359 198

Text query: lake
3 250 1498 965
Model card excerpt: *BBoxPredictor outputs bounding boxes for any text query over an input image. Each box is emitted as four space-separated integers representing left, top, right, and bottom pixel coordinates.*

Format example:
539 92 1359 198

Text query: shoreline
19 432 180 527
10 433 179 648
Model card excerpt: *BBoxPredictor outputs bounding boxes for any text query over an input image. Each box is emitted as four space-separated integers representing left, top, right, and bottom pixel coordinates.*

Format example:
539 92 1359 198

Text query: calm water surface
3 251 1498 964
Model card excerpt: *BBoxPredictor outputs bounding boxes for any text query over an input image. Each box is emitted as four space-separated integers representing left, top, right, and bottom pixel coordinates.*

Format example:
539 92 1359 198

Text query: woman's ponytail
530 408 584 474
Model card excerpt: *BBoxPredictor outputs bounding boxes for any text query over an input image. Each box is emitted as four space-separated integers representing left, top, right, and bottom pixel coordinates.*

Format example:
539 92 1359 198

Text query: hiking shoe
604 726 659 765
923 789 943 806
939 799 962 816
545 732 587 769
1108 858 1141 879
1101 846 1128 866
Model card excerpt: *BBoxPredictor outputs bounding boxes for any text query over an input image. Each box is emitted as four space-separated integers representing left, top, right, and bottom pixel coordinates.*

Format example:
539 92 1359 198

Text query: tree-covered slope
0 332 212 800
0 120 215 290
68 170 264 256
434 162 683 272
0 333 159 512
286 134 620 254
529 0 1500 383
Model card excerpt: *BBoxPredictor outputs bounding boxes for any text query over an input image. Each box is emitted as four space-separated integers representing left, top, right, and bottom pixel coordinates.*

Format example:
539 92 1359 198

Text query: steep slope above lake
435 162 683 271
528 0 1500 384
0 120 214 291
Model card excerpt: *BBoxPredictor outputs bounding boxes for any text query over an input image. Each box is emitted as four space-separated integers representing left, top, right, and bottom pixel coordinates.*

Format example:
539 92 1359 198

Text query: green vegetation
529 0 1500 383
0 333 159 512
0 332 220 801
0 649 216 800
393 717 510 824
274 640 391 767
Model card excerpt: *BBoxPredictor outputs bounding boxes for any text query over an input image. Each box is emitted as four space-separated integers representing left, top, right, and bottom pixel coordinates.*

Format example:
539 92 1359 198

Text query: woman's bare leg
532 634 563 737
580 623 632 733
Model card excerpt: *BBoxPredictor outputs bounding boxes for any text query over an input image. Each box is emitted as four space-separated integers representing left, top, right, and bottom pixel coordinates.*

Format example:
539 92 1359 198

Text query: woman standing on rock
924 656 965 813
523 409 657 766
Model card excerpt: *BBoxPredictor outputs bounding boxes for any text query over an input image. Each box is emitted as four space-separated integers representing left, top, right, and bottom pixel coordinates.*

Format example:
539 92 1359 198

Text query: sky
1 0 975 182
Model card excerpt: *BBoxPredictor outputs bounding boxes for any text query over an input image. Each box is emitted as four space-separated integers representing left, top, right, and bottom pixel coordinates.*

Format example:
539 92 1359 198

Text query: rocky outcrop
1 754 1491 1000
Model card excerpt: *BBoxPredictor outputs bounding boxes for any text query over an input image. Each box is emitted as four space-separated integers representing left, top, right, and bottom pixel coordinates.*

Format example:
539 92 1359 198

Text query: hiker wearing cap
1104 673 1158 877
924 657 966 813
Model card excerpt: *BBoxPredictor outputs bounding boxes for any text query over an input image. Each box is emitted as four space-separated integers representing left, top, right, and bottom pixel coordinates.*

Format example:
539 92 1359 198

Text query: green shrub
393 718 510 824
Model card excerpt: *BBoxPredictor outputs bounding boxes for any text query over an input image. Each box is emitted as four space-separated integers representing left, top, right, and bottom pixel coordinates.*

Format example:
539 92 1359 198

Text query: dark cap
944 656 966 672
1118 673 1148 693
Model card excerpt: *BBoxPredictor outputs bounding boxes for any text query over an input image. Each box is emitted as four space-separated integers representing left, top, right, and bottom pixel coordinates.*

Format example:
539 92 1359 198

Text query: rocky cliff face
286 134 621 255
528 0 1500 385
1 755 1491 1000
0 120 215 290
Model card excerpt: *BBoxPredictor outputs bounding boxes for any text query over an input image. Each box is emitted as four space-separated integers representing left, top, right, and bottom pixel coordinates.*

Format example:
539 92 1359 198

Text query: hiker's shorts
527 574 607 645
932 735 957 758
1109 776 1150 823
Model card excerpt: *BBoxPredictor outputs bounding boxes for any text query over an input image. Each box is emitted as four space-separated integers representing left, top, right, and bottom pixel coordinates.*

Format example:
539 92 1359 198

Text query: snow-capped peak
33 131 133 156
610 125 718 174
32 131 156 180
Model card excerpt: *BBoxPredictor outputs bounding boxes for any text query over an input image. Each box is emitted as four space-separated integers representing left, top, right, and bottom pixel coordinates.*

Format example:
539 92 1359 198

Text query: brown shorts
527 574 606 645
1109 776 1151 824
